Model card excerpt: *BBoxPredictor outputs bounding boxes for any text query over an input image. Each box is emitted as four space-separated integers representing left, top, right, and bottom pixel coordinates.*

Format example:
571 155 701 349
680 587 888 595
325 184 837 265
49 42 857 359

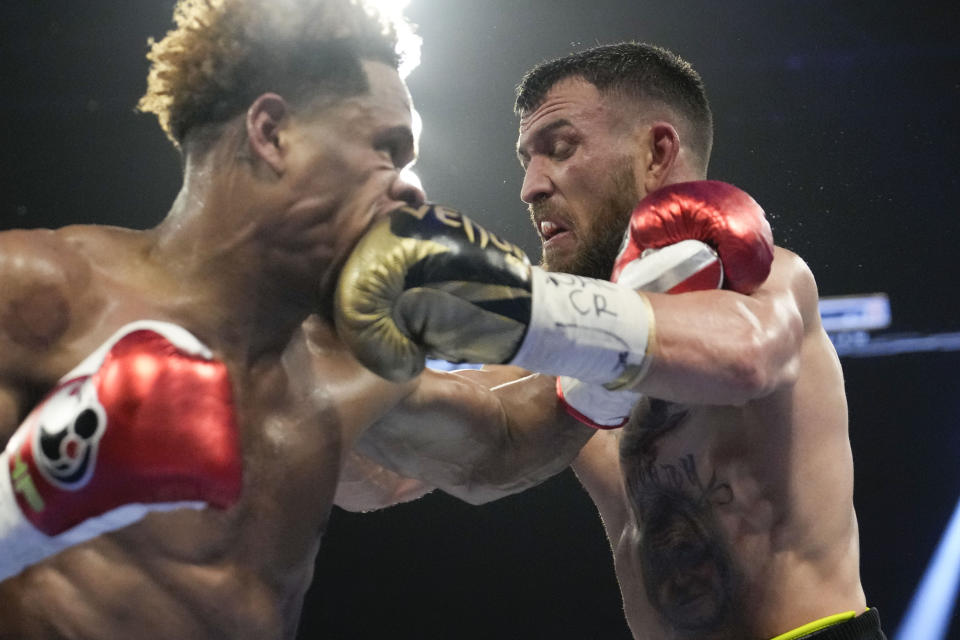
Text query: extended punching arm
336 181 775 401
355 365 593 505
335 203 655 390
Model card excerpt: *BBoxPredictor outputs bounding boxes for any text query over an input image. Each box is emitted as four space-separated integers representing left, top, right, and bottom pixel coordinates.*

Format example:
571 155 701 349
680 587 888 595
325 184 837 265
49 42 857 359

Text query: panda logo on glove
31 376 107 490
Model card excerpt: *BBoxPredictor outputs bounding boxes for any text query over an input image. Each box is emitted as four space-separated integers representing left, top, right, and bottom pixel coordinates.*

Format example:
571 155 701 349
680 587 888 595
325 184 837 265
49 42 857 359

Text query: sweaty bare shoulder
771 246 822 334
0 229 96 375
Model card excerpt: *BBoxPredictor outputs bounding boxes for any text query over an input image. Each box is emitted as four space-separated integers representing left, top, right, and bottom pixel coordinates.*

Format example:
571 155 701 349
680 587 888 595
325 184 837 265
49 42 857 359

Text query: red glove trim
556 377 627 430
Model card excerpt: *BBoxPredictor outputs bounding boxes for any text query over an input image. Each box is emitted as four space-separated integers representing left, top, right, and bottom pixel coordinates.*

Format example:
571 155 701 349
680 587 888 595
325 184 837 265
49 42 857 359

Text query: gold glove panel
335 204 533 381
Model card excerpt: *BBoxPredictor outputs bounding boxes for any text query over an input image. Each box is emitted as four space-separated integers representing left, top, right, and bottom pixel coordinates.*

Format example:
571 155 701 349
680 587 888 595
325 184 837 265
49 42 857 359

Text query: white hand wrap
508 267 654 389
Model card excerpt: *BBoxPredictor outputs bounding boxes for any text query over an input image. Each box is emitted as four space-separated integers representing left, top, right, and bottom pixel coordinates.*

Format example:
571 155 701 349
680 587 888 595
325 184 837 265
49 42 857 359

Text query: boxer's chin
544 159 638 279
543 224 625 280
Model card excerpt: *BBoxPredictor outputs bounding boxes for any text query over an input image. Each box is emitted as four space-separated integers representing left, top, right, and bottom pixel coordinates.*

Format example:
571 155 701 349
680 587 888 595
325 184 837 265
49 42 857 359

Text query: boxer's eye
376 142 402 166
374 127 415 169
550 139 574 160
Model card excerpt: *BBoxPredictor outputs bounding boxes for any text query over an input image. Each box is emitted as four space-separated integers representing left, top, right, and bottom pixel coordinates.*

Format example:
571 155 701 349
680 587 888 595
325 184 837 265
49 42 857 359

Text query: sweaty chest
233 362 345 544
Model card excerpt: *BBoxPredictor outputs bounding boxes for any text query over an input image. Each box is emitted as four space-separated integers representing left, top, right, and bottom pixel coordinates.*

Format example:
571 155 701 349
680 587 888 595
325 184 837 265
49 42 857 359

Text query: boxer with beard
340 43 887 640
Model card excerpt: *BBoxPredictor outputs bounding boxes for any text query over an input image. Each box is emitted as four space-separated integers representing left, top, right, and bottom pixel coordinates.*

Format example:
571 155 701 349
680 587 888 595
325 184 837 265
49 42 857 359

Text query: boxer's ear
635 121 680 194
246 93 290 175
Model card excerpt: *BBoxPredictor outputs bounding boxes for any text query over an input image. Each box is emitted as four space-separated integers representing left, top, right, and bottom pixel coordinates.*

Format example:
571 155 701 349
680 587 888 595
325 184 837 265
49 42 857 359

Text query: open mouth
539 218 572 245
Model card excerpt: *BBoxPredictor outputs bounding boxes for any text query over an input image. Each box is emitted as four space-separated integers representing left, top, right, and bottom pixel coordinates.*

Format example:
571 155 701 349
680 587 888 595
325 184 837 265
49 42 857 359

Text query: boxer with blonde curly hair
0 1 444 638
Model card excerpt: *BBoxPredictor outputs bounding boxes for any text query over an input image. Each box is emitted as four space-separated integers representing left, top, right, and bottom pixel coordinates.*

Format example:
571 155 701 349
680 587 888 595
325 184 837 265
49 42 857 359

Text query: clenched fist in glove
0 321 242 580
612 180 773 294
335 203 656 386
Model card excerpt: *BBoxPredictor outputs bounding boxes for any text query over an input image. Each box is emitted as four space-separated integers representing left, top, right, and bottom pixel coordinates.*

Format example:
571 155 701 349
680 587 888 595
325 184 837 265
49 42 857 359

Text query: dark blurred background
2 1 958 638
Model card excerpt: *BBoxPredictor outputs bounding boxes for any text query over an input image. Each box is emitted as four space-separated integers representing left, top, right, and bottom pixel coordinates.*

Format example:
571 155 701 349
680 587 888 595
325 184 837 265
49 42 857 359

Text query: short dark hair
138 0 407 150
515 42 713 167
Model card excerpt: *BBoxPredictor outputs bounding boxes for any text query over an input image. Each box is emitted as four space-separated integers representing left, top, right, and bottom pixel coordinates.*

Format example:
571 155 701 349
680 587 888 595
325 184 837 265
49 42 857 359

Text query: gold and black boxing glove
335 203 656 385
334 203 533 382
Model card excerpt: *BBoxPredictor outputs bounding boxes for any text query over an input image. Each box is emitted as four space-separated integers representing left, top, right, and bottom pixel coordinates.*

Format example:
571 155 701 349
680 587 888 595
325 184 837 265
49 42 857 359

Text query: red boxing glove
611 180 774 294
1 321 242 578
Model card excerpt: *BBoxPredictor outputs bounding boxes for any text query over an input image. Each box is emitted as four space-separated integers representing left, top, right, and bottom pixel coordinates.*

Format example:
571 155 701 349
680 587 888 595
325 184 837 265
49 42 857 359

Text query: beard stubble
531 155 640 279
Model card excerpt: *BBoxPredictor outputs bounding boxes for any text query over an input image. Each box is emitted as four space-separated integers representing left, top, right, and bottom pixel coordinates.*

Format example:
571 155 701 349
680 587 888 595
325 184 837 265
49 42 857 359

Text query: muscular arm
355 366 595 505
333 448 435 512
300 319 590 510
635 247 810 405
570 248 822 540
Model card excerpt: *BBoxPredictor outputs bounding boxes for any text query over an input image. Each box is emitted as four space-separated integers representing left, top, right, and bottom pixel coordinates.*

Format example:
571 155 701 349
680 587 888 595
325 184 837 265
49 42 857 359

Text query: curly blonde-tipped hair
138 0 406 150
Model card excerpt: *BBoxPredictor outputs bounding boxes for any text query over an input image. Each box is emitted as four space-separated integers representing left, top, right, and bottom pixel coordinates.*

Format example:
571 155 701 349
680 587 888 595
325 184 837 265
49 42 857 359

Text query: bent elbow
725 350 770 402
741 355 801 401
729 328 802 401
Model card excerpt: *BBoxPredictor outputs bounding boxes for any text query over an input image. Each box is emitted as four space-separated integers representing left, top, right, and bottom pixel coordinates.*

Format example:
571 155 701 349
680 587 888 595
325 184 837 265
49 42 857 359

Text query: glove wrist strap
509 267 655 389
1 449 201 581
1 449 61 579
